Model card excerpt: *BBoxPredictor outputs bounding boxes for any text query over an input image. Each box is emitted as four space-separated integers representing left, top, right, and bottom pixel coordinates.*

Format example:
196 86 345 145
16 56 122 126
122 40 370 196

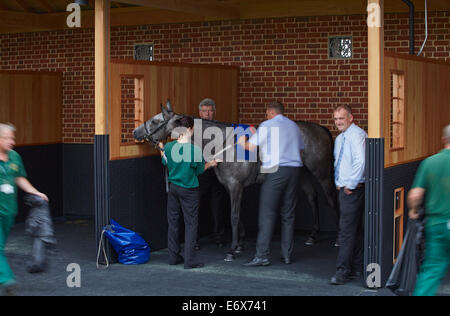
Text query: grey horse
134 100 338 260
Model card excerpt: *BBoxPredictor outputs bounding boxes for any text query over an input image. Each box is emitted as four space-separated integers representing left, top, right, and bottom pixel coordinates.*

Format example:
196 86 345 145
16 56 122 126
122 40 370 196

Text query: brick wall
1 11 449 143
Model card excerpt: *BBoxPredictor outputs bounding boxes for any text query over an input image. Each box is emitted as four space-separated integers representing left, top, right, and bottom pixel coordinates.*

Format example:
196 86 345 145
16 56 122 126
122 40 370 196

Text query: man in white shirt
330 105 367 285
238 101 305 266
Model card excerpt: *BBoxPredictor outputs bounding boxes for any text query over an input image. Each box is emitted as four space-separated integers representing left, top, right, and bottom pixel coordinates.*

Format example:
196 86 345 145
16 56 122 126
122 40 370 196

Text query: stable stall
94 58 239 261
365 51 450 286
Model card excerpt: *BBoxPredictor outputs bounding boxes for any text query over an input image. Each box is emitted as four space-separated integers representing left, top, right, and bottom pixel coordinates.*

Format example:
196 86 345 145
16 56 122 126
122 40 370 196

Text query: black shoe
169 256 184 265
215 239 225 248
305 236 315 246
194 243 200 251
281 257 292 264
330 271 350 285
184 263 204 269
27 263 46 273
1 282 16 296
243 257 270 267
349 271 363 279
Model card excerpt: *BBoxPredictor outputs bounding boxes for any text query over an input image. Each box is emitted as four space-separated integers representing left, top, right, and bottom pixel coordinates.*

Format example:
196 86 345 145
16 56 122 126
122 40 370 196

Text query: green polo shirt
162 141 205 188
412 149 450 228
0 150 27 217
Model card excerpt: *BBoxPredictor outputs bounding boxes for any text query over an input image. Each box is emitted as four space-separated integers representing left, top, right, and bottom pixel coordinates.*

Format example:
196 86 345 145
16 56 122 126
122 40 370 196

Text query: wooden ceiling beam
1 0 450 34
0 7 207 34
114 0 240 19
36 0 54 13
240 0 367 19
14 0 36 13
0 10 52 32
0 2 11 11
238 0 450 19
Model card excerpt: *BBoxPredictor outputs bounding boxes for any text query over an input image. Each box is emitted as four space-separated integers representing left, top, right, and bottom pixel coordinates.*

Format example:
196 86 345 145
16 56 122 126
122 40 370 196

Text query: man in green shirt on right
408 124 450 296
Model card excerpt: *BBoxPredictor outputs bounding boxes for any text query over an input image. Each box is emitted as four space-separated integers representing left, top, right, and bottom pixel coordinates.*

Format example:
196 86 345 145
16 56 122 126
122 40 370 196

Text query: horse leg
316 175 340 246
299 175 319 246
224 184 243 262
234 218 246 254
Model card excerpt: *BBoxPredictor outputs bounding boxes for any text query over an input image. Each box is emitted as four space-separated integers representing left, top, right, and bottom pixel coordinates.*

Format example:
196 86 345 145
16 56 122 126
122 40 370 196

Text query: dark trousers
167 183 200 267
336 186 365 274
256 166 300 260
199 169 225 241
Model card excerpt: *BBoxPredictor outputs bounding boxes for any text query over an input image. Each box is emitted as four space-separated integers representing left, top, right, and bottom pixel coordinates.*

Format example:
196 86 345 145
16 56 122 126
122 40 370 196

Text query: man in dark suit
196 98 226 248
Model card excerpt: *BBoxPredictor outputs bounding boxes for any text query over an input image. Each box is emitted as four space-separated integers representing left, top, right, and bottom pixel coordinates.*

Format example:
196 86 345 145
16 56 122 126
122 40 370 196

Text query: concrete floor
3 218 449 297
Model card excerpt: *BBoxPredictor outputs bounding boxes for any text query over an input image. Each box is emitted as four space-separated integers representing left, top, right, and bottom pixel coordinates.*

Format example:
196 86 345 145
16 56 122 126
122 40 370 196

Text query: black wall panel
109 156 168 251
63 144 95 218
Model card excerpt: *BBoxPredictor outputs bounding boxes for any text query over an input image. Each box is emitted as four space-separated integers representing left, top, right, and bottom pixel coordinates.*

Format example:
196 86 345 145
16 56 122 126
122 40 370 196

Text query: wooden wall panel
384 52 450 167
109 60 239 160
0 71 62 146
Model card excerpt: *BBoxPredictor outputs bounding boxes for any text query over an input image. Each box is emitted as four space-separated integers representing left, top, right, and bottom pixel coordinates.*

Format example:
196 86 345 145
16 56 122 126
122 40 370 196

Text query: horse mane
185 115 234 128
171 112 257 130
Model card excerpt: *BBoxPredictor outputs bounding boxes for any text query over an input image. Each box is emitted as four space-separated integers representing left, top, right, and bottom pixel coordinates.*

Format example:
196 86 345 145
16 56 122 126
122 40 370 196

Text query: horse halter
144 118 170 146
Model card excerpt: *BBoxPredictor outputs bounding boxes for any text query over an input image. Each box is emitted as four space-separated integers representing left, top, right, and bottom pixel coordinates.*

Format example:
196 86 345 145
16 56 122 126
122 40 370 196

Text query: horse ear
161 102 172 120
166 99 173 113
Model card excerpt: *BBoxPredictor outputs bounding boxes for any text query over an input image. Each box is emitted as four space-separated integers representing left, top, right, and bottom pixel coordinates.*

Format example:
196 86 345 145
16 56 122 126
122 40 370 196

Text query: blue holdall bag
102 219 150 265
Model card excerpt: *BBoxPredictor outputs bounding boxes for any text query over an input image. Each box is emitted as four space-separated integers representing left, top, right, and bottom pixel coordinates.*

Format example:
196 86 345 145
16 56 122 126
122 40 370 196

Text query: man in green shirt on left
0 123 48 296
158 116 218 269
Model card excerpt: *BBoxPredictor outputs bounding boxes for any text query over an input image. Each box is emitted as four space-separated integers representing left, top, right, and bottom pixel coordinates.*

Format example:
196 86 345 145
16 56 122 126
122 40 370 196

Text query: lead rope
96 229 109 269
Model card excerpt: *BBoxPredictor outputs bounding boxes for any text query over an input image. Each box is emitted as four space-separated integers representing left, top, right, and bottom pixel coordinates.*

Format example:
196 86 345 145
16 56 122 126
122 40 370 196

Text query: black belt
337 183 364 191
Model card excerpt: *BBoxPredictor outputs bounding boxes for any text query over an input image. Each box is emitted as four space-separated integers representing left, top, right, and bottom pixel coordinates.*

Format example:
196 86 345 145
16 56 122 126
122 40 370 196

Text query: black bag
24 194 56 273
386 217 425 296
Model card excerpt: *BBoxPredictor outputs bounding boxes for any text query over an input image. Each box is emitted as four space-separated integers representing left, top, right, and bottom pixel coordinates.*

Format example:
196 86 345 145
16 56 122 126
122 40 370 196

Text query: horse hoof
224 253 235 262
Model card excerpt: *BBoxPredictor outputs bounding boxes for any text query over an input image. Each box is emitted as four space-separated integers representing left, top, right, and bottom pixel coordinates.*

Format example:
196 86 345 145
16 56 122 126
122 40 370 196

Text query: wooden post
95 0 110 135
367 0 384 138
94 0 112 264
365 0 385 288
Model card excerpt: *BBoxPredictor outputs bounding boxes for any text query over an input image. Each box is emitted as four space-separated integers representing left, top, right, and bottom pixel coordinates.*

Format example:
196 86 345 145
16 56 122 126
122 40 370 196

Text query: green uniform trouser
0 214 15 285
413 221 450 296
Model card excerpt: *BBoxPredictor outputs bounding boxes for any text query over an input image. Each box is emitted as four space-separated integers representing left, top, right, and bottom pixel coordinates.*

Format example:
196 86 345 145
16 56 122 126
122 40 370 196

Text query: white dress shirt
334 123 368 190
249 114 304 170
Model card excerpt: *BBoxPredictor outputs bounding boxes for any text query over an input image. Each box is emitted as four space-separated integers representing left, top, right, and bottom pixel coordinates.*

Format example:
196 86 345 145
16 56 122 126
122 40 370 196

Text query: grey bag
24 194 56 273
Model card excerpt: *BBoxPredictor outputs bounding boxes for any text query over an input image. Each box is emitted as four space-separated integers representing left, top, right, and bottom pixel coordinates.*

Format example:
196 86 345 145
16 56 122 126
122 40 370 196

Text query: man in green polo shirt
408 124 450 296
0 123 48 295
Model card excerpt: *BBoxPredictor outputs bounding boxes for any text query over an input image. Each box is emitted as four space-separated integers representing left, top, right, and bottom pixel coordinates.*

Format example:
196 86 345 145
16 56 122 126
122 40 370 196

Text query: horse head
133 99 183 146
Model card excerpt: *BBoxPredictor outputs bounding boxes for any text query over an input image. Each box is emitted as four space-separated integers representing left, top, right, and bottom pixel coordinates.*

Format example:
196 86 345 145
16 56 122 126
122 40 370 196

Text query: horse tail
318 124 334 176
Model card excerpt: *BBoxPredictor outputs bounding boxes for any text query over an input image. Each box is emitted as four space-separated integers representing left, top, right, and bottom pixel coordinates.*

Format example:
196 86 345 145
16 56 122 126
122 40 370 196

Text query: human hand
343 187 353 195
237 135 246 147
408 209 419 220
35 192 49 202
210 159 219 167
